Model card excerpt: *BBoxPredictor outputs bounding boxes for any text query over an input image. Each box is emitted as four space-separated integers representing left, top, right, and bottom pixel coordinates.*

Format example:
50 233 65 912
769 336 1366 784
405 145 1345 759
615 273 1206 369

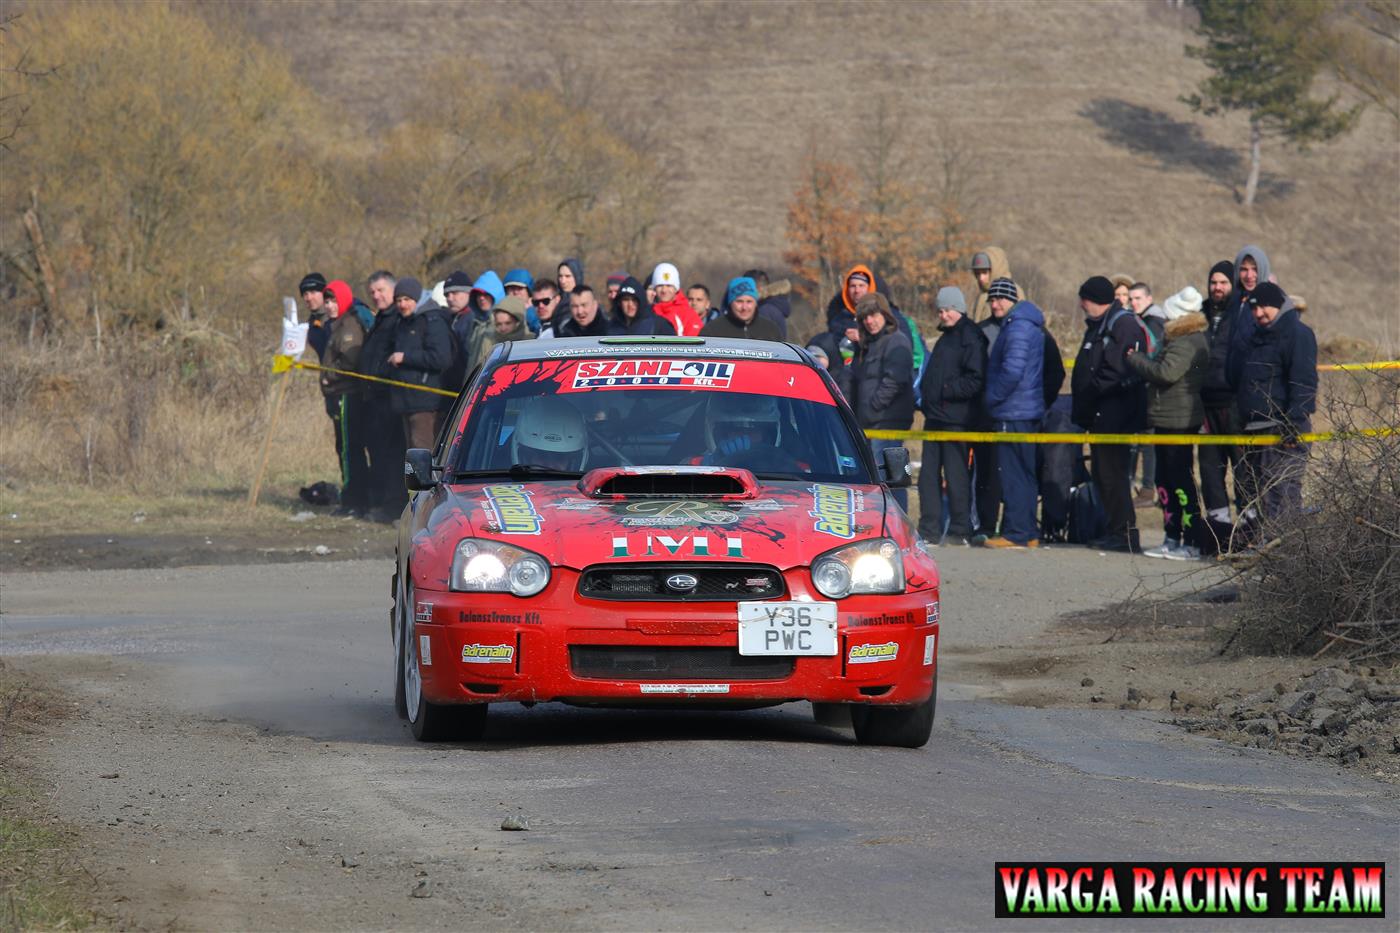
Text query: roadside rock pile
1174 666 1400 772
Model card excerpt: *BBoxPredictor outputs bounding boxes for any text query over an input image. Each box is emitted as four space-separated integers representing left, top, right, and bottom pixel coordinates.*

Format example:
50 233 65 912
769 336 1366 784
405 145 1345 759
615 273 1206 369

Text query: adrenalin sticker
809 484 859 538
462 643 515 664
848 642 899 664
481 484 542 535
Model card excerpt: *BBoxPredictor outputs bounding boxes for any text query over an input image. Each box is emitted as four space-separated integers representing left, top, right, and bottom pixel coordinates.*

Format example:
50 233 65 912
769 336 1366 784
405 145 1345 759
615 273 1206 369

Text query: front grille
578 564 785 601
570 646 794 681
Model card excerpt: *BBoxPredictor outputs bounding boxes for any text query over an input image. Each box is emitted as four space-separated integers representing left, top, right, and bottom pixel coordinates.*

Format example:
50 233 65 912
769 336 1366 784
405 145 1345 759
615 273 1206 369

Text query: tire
851 690 936 748
400 575 488 742
393 569 408 720
811 702 851 728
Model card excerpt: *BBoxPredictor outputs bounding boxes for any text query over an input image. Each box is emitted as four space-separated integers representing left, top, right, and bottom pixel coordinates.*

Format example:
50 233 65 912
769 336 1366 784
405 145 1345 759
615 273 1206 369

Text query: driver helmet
511 397 587 471
705 394 781 450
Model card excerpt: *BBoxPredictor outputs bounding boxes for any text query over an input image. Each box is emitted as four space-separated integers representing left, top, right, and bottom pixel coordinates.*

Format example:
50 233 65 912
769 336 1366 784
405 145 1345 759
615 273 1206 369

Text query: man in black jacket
1070 276 1147 552
916 287 986 544
386 277 453 451
1196 259 1240 552
699 277 782 341
359 270 407 521
1233 282 1317 538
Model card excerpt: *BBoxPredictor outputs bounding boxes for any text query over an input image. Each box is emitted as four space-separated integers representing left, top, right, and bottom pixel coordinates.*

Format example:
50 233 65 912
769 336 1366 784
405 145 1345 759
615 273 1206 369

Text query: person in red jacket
649 262 702 335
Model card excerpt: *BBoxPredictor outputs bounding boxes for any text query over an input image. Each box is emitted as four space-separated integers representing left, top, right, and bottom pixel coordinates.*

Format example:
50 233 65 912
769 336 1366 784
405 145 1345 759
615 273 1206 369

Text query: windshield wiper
449 466 583 480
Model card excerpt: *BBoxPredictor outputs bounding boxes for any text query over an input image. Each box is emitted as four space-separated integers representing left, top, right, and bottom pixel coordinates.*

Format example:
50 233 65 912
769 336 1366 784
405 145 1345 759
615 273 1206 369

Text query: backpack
1105 306 1158 358
1067 480 1108 544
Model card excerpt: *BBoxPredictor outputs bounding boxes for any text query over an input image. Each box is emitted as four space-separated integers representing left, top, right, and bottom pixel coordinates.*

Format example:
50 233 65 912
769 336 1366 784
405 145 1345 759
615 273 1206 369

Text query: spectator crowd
296 245 1318 559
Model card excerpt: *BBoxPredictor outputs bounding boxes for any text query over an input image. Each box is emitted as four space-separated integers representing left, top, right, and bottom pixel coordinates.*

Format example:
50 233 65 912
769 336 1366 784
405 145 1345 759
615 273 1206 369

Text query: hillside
239 0 1399 351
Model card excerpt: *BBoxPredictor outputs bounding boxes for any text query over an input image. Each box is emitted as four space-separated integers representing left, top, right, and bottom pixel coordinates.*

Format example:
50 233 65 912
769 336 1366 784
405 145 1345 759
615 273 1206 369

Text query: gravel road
3 552 1397 929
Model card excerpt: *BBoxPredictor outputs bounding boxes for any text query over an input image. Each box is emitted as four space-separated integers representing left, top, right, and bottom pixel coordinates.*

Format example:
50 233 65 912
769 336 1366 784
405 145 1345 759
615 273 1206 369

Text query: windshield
449 357 872 483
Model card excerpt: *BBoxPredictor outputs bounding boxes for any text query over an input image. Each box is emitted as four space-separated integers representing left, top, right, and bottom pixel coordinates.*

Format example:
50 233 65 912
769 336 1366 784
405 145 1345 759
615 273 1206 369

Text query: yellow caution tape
274 357 459 398
865 427 1397 446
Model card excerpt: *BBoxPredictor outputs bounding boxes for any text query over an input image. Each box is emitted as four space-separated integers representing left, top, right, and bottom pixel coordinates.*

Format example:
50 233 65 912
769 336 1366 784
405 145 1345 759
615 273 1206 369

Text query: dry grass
234 0 1399 353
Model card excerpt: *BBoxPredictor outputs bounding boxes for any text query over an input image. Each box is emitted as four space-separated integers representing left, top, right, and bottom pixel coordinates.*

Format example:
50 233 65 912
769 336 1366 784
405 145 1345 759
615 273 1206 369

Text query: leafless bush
1224 371 1400 661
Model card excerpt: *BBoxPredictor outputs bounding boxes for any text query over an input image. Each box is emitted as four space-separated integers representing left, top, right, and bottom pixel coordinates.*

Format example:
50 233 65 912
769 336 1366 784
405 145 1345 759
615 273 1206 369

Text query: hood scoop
580 466 758 500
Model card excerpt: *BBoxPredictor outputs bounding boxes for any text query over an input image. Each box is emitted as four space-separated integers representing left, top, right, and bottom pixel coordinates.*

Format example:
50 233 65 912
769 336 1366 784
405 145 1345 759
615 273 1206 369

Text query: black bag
1067 480 1108 544
1038 398 1078 542
299 480 340 507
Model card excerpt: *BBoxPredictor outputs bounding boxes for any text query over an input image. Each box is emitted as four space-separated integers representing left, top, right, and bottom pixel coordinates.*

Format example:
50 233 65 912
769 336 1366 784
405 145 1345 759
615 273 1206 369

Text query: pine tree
1183 0 1362 207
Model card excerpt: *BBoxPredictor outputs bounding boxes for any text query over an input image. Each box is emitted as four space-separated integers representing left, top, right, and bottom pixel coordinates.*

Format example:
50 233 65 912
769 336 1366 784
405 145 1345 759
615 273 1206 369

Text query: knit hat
847 270 872 285
1162 286 1204 320
443 270 473 294
393 277 423 302
650 262 681 289
494 294 528 323
606 272 628 287
725 276 759 308
1078 276 1115 305
935 286 967 314
970 252 992 271
805 344 829 365
1249 282 1287 309
986 277 1018 303
854 292 892 318
1209 260 1235 283
502 268 534 291
299 272 327 295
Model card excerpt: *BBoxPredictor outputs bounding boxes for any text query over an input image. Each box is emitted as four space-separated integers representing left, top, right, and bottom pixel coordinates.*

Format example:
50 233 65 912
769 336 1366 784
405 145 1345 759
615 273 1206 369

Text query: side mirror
404 448 437 491
881 446 912 488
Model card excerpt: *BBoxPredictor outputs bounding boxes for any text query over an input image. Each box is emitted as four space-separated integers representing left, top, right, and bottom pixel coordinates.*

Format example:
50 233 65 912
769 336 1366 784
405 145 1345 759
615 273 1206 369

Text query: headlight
810 538 905 599
450 539 550 596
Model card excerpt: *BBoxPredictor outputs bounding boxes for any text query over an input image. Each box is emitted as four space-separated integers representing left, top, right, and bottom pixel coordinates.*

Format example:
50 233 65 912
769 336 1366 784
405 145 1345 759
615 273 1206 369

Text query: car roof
500 336 813 365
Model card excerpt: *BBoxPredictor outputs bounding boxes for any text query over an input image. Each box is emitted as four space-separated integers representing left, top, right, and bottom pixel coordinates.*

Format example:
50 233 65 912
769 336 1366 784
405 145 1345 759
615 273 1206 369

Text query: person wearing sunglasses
530 278 564 339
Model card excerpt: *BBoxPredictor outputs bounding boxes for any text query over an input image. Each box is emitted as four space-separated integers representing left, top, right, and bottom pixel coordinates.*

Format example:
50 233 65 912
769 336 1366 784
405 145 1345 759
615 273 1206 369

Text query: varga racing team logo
809 484 858 538
462 643 514 664
848 641 899 664
572 359 734 389
481 484 542 534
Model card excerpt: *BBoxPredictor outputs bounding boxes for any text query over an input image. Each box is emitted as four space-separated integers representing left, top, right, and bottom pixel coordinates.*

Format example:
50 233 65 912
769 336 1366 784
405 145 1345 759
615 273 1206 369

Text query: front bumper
409 569 938 707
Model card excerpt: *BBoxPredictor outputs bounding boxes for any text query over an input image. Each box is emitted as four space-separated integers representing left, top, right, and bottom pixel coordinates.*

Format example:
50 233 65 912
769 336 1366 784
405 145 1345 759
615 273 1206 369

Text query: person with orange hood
825 264 878 343
319 280 374 517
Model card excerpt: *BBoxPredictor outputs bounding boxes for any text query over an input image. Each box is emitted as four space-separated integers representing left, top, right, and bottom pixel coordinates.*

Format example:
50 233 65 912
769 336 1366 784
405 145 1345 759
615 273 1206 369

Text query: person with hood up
978 285 1046 549
1126 286 1210 560
1071 275 1147 553
610 276 668 335
916 286 986 545
649 263 702 335
699 277 783 341
1197 259 1242 552
969 247 1022 322
1225 244 1275 391
319 280 372 517
745 268 793 341
502 268 542 335
837 292 915 510
556 285 616 338
470 294 532 371
825 264 877 343
462 271 505 380
556 259 582 296
1234 281 1316 540
385 277 453 450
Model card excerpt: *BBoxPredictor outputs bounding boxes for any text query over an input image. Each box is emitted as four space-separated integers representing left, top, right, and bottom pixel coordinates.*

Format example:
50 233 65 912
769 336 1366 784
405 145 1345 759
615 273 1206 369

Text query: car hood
419 469 889 571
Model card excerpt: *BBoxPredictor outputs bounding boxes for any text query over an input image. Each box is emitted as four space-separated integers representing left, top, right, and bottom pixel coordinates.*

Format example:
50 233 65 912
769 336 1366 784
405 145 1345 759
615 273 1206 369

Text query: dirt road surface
4 551 1398 930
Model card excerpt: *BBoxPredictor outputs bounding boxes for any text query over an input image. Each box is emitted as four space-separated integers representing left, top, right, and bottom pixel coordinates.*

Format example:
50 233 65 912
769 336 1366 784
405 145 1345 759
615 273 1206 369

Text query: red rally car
392 336 941 746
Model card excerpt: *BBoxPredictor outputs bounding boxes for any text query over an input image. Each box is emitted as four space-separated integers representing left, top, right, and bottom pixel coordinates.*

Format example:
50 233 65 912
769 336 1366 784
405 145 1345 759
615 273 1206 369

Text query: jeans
995 420 1039 544
869 439 909 512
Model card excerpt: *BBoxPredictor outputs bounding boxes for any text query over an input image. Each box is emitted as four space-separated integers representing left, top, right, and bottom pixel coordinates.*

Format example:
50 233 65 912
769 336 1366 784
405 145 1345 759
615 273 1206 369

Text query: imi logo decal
611 534 744 558
573 359 734 389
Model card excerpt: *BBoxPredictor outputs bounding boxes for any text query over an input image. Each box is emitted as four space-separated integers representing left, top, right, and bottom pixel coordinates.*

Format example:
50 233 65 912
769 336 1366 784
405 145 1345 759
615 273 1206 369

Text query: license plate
737 601 838 656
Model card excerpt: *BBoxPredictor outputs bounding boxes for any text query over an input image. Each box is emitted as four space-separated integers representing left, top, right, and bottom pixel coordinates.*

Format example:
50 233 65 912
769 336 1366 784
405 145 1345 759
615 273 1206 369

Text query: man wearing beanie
916 286 986 544
972 276 1020 536
650 262 702 336
299 272 331 359
385 277 453 451
980 281 1047 549
1070 275 1147 553
1234 281 1316 541
699 277 782 341
1197 259 1242 553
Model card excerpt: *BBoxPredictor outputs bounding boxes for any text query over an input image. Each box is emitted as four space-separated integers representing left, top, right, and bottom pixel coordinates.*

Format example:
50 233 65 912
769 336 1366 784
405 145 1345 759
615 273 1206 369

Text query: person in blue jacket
978 278 1046 548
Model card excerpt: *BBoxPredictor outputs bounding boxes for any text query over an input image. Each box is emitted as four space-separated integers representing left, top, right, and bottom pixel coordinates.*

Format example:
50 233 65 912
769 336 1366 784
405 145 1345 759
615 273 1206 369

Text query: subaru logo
665 573 699 593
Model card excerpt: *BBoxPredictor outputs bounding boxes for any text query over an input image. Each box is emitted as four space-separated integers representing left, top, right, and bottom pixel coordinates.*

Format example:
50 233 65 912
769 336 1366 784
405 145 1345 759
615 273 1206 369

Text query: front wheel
851 691 935 748
400 576 488 742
